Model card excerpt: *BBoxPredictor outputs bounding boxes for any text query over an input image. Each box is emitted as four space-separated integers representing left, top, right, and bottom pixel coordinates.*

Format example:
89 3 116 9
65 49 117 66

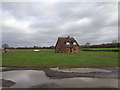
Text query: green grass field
2 50 119 67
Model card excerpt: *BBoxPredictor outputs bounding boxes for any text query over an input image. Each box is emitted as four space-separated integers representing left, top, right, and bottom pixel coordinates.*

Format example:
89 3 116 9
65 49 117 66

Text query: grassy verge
2 50 119 67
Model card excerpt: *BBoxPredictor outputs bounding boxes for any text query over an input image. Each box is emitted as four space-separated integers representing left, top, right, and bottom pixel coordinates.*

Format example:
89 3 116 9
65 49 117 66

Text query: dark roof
55 36 79 48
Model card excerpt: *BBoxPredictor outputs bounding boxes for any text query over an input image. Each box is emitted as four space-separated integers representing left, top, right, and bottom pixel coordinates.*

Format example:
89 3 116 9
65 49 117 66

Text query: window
73 42 76 45
66 42 70 45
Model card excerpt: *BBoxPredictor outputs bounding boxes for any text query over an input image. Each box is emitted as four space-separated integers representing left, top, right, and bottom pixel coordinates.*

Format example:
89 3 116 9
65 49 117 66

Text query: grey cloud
2 2 118 47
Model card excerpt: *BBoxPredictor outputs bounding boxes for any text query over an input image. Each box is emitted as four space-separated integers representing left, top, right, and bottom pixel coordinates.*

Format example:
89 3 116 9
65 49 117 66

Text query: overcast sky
2 1 118 47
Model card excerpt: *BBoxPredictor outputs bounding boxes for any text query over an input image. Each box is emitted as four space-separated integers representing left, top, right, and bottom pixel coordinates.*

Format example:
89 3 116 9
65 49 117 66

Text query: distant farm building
55 36 79 53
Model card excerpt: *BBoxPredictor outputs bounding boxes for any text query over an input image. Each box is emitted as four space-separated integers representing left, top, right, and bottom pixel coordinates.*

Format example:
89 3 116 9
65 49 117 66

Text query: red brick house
55 36 79 53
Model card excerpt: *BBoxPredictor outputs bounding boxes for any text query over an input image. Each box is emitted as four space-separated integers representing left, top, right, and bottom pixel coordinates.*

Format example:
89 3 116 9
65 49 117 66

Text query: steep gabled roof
55 36 79 48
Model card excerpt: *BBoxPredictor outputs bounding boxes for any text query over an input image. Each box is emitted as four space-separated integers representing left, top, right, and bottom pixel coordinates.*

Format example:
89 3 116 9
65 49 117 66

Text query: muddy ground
1 66 119 89
2 67 119 79
2 79 15 87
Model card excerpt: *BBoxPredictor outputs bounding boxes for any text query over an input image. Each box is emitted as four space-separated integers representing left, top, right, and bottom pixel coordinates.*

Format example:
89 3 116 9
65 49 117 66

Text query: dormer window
66 42 70 45
73 42 76 45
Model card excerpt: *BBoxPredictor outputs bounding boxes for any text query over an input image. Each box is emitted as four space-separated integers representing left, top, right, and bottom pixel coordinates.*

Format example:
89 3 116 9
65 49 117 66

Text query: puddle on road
2 70 118 88
50 67 111 73
53 78 118 88
0 67 7 69
2 70 50 88
0 67 2 87
0 67 6 72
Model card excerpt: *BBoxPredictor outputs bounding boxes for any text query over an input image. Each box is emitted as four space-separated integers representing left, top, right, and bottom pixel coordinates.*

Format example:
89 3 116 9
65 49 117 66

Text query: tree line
81 42 119 48
2 42 119 49
2 44 55 49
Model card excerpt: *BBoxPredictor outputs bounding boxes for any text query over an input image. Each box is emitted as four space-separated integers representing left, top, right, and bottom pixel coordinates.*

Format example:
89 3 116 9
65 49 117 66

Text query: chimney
68 36 70 38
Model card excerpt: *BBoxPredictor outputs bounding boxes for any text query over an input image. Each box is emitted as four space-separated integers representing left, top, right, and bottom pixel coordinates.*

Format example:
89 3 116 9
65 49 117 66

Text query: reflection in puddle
0 67 6 69
2 70 118 88
53 78 118 88
3 70 50 88
50 67 111 73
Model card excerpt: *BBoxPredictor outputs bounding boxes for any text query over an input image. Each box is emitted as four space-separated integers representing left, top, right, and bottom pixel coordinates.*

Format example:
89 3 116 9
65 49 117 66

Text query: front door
70 48 73 53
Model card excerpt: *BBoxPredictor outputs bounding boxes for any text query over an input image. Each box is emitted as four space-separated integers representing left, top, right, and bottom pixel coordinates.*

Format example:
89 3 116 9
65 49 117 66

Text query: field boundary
82 49 119 52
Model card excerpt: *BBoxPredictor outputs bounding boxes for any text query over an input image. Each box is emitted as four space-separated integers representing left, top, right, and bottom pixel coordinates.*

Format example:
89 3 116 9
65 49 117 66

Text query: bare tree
85 42 90 49
2 44 9 49
112 40 118 43
2 44 9 53
112 40 118 48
